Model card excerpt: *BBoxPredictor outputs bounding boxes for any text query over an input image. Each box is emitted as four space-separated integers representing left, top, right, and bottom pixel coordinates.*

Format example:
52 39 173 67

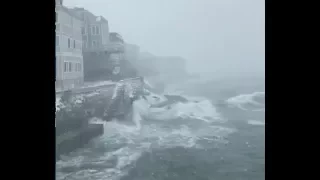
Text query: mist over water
56 76 265 180
58 0 264 179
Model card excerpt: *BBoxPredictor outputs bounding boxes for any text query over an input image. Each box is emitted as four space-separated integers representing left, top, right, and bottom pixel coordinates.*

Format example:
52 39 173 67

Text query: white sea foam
144 89 168 104
55 97 63 112
143 78 154 89
133 93 223 123
57 119 235 180
132 100 143 130
56 94 87 113
174 100 223 122
84 80 115 89
226 91 265 111
247 120 265 126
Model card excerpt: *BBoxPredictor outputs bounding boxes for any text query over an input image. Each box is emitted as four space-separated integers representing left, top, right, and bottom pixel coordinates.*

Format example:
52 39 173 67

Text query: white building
55 0 84 91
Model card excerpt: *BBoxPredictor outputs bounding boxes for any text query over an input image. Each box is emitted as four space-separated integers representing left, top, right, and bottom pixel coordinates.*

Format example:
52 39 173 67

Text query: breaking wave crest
226 91 265 111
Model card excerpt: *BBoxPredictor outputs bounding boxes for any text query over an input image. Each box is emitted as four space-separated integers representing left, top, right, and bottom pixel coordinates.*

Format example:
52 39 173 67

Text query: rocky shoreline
56 77 145 158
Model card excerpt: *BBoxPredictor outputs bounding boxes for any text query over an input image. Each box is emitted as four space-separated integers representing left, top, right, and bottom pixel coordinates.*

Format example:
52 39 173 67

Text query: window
83 40 87 48
73 40 76 48
91 26 95 35
69 62 72 72
64 62 68 72
56 36 59 46
91 25 100 35
96 26 100 35
76 63 81 72
92 41 96 47
68 38 71 48
81 27 86 35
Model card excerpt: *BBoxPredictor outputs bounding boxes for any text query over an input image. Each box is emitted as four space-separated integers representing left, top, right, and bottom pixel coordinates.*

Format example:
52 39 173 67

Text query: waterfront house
71 9 126 81
55 0 84 91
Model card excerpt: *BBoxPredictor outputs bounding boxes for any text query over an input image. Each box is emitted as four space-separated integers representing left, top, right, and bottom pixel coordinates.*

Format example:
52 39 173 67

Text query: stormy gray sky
64 0 264 76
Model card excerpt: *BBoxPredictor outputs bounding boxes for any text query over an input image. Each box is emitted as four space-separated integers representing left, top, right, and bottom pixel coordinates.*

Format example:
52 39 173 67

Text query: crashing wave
132 91 224 123
226 91 265 111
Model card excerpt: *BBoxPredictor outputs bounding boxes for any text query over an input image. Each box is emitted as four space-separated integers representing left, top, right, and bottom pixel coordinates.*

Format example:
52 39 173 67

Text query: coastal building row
55 0 83 91
55 0 140 91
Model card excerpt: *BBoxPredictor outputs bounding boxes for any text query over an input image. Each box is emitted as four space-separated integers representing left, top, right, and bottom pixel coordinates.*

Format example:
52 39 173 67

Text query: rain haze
56 1 265 180
64 0 265 76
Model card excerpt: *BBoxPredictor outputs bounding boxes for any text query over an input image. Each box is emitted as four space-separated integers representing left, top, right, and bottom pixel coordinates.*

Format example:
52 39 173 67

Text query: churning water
56 77 265 180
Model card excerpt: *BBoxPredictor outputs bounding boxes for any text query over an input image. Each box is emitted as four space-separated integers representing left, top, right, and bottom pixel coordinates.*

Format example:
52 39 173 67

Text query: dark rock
56 124 104 159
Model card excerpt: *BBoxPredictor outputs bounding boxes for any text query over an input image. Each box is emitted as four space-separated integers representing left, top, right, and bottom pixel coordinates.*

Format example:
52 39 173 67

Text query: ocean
56 76 265 180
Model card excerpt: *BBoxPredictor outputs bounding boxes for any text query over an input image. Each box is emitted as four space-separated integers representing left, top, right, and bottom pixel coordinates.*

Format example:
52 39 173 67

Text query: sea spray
226 91 265 111
131 97 151 130
132 101 142 130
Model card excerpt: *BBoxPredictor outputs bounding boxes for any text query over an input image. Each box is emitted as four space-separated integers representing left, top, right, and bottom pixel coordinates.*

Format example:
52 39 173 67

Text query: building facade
71 8 110 53
71 8 119 81
55 1 84 91
109 32 125 66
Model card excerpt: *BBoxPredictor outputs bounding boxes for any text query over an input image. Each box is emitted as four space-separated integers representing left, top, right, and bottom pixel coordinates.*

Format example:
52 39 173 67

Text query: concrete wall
101 22 110 46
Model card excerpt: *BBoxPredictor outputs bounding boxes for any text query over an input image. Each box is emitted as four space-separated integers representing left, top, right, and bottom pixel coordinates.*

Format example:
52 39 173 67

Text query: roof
56 5 83 21
71 7 108 24
97 16 108 23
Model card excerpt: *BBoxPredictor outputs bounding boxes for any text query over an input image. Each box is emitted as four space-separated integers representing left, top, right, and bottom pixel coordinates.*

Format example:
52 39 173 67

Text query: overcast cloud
64 0 264 76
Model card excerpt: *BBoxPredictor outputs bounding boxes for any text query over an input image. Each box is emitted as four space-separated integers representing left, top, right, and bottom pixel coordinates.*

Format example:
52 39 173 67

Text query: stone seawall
56 77 145 158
